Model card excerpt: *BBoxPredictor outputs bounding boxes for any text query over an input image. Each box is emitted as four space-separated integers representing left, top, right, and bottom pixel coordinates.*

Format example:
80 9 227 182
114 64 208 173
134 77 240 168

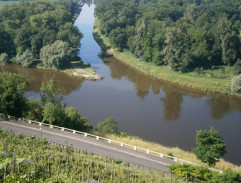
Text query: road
0 119 174 172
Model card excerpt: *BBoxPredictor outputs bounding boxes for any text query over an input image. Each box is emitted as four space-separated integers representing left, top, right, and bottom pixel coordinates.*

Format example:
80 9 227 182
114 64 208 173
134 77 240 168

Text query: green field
0 1 20 9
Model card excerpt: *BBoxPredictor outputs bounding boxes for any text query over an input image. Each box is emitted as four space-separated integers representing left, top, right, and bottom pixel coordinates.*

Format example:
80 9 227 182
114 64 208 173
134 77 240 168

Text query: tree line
95 0 241 73
0 0 82 70
0 72 90 131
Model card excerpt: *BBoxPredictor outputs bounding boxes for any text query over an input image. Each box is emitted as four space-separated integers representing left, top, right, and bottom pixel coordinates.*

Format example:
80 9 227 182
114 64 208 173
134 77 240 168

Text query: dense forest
0 0 82 69
95 0 241 73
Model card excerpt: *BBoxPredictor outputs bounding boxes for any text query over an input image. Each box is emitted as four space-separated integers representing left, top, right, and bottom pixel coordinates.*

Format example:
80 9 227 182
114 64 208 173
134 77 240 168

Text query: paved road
0 119 174 172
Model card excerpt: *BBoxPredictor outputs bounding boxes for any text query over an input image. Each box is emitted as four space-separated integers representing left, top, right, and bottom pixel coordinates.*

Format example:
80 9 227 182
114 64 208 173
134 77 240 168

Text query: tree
192 127 226 167
96 116 119 134
0 72 27 117
16 49 35 67
64 107 90 131
231 74 241 93
40 40 75 69
42 102 64 125
40 80 63 105
233 59 241 75
0 53 9 64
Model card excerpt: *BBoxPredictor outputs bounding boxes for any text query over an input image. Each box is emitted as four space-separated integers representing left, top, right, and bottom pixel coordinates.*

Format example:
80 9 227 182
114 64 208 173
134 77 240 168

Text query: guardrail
0 113 223 173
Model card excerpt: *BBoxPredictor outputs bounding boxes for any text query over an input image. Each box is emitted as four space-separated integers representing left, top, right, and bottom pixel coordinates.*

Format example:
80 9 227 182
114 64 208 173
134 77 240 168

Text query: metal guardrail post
160 153 164 158
73 130 76 134
61 128 64 131
39 123 42 126
8 115 11 120
133 146 137 150
146 150 150 154
28 120 31 124
108 139 112 143
120 143 124 147
174 158 178 162
50 125 53 129
96 136 99 140
84 133 88 137
18 118 21 121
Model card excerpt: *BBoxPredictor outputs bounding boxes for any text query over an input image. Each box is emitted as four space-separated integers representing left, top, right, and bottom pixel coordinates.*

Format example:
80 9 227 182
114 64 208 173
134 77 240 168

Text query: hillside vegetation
0 0 82 70
94 0 241 94
0 129 182 182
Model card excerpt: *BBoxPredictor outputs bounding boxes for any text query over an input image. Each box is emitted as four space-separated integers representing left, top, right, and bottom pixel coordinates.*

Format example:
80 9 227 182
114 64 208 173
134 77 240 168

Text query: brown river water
1 4 241 165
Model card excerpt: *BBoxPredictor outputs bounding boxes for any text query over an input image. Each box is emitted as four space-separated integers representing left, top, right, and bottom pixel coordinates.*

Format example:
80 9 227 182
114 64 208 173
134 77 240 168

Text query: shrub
0 53 9 64
231 74 241 93
16 49 35 67
168 163 212 182
96 116 119 134
233 59 241 75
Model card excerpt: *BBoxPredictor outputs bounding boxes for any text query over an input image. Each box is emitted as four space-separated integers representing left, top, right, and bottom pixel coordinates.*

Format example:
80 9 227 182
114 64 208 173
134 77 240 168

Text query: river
1 3 241 165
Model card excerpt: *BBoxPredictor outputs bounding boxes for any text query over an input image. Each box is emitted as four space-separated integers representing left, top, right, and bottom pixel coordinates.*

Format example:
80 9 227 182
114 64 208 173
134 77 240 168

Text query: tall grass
101 133 241 174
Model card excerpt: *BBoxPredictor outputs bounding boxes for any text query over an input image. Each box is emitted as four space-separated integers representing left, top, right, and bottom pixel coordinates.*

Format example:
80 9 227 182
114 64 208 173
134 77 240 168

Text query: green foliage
169 164 241 182
16 49 35 67
40 40 75 69
96 116 119 134
192 127 227 167
95 0 241 72
39 80 90 130
0 0 81 68
64 107 90 131
0 53 9 64
0 129 179 182
209 169 241 183
233 59 241 75
40 80 62 105
231 74 241 93
169 163 212 182
0 72 27 117
42 102 65 125
23 98 43 122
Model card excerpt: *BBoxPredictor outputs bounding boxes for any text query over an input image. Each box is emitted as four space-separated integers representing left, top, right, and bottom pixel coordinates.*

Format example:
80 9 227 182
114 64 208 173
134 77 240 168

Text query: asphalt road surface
0 119 175 172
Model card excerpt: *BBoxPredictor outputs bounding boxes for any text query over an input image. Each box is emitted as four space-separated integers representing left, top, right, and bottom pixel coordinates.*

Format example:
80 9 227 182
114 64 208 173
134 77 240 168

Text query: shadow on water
0 64 84 95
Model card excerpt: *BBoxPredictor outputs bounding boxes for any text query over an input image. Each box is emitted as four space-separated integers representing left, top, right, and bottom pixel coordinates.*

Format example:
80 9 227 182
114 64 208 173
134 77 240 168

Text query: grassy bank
93 18 241 97
91 131 241 174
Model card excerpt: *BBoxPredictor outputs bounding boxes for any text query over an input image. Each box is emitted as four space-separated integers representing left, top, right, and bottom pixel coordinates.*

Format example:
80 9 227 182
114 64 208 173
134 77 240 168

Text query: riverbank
92 130 241 174
93 18 241 97
63 61 103 80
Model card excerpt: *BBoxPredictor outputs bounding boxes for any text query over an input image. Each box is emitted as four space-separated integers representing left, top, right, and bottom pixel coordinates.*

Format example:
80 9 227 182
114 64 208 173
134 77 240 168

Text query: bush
233 59 241 75
0 53 9 64
231 74 241 93
40 40 75 69
168 163 212 182
16 49 35 67
209 169 241 183
96 116 119 134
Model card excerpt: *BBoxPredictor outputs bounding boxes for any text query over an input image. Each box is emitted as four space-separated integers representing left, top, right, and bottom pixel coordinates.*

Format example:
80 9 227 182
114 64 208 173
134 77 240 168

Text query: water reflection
208 95 241 120
103 56 241 121
0 64 84 95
